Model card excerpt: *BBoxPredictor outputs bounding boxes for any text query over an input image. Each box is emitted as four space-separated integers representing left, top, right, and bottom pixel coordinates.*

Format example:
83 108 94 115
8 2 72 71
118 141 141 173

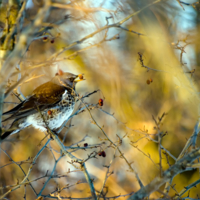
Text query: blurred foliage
1 0 200 199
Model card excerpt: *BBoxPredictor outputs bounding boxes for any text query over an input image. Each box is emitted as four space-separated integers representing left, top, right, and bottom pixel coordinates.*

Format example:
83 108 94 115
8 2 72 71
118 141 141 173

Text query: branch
37 156 62 198
36 105 97 200
49 0 161 60
0 139 51 199
175 179 200 199
0 0 52 138
77 94 144 188
97 149 117 200
128 148 200 200
177 120 200 160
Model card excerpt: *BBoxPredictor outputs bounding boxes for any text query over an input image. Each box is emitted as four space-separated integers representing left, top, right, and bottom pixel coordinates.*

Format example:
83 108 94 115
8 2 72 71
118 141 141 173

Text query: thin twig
77 94 144 188
37 156 63 198
0 139 51 200
97 149 117 200
131 144 159 169
128 148 200 200
4 72 28 99
36 105 97 200
177 120 200 160
175 179 200 199
48 0 161 60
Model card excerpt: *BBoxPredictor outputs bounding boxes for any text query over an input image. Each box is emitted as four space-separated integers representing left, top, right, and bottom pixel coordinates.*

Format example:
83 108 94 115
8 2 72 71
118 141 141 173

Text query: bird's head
53 71 84 89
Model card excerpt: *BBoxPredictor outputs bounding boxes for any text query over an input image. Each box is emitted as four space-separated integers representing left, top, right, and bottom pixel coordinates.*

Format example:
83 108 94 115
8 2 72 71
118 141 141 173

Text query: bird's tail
3 101 24 116
0 130 14 140
0 119 26 141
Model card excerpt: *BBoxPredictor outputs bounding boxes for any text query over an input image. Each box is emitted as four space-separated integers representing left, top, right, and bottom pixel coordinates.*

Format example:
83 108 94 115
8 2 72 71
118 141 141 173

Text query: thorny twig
131 144 159 169
138 52 169 73
37 156 63 198
152 113 167 177
97 149 116 200
0 139 51 199
48 0 162 61
36 105 97 200
128 148 200 200
163 120 200 195
0 148 37 195
176 0 199 10
77 93 144 188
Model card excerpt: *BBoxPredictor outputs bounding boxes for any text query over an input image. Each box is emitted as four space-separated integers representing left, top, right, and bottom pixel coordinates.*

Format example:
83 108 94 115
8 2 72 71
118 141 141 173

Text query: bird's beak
74 74 85 82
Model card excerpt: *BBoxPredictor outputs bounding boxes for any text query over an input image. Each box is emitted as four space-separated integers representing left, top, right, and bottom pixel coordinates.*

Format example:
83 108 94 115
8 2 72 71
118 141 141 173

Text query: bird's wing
32 81 66 104
3 82 66 121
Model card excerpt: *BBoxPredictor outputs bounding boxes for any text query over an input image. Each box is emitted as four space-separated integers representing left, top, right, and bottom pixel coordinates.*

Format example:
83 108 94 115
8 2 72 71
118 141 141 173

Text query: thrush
0 72 84 141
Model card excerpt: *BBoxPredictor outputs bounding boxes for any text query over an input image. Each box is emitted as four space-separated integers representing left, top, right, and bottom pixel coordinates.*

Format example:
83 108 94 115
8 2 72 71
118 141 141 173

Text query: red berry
98 99 103 106
101 151 106 157
146 79 151 85
78 74 83 80
43 36 48 41
50 39 55 43
84 143 88 147
47 110 52 115
98 151 106 157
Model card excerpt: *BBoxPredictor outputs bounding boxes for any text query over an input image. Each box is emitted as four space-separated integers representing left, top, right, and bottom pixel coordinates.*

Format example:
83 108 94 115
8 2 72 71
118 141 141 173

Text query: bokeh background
1 0 200 199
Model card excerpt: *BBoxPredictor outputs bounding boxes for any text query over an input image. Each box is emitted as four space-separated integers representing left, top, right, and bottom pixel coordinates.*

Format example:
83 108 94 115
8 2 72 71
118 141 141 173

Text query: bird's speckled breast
26 90 75 132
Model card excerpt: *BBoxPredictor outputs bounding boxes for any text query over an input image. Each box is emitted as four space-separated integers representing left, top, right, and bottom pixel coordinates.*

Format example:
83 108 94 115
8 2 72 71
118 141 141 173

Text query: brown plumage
1 72 83 141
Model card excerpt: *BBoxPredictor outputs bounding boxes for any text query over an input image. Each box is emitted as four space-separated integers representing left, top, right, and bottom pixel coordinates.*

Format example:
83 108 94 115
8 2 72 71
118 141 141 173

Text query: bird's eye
69 78 74 82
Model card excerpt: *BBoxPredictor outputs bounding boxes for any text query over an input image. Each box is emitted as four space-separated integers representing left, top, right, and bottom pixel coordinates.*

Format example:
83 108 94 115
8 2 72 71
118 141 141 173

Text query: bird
0 71 84 141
